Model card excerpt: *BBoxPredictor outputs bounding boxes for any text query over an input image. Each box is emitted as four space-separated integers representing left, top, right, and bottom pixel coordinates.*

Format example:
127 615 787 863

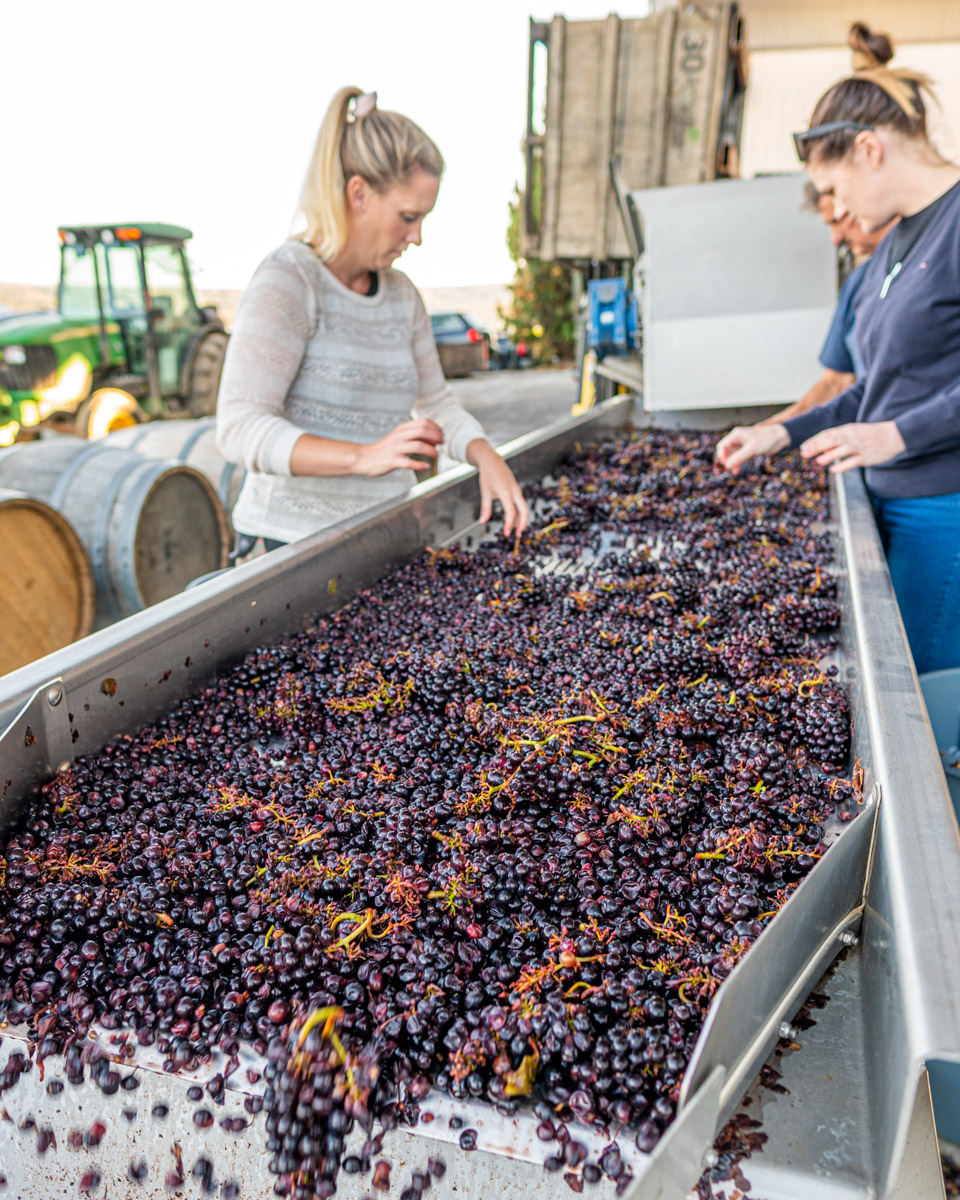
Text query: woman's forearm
290 420 444 478
465 437 497 467
289 432 362 477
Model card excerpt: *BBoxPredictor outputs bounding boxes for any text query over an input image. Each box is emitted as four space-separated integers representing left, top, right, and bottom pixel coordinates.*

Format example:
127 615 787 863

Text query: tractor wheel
185 331 229 417
74 389 146 439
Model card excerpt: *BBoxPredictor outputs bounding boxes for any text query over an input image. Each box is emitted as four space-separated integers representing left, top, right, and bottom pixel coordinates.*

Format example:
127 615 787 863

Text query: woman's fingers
801 430 863 472
716 424 790 474
492 480 529 537
394 455 435 472
399 438 438 459
464 442 529 535
500 490 519 537
388 426 441 452
800 421 905 470
381 435 439 472
800 423 857 452
799 428 842 461
504 482 530 536
714 430 741 464
474 461 530 535
513 488 531 534
400 418 444 444
477 475 493 525
828 455 864 474
715 429 759 473
715 434 750 474
355 428 443 476
807 439 851 467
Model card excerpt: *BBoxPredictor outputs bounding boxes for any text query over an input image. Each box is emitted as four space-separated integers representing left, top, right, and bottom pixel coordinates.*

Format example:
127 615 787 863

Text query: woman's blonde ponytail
299 86 362 262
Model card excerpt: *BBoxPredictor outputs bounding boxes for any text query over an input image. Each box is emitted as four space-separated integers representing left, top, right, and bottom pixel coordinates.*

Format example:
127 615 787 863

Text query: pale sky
4 0 650 293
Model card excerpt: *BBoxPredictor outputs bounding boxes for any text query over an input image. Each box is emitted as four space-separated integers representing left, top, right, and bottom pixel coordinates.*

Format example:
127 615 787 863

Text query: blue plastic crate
918 668 960 818
917 672 960 1147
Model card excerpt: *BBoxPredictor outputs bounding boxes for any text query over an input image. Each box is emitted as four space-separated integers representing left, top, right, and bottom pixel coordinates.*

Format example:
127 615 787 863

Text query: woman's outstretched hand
715 423 790 474
799 421 906 472
353 419 444 476
467 439 529 538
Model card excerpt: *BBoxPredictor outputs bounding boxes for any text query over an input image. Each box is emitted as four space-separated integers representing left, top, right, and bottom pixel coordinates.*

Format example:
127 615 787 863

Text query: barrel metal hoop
124 426 153 451
111 461 188 614
178 419 213 461
48 442 110 510
217 460 238 510
90 456 148 622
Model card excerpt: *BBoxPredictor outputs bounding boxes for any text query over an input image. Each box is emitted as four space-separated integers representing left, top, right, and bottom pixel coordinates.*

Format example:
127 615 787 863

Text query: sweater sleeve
783 379 866 447
894 381 960 455
407 287 487 462
215 251 316 476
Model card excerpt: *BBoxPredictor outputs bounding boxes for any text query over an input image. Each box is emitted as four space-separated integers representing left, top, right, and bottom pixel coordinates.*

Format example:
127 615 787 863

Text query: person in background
762 183 895 425
216 87 528 548
717 23 960 674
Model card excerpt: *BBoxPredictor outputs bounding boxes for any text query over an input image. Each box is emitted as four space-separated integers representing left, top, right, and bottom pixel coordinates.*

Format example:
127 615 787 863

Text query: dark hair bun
848 22 894 68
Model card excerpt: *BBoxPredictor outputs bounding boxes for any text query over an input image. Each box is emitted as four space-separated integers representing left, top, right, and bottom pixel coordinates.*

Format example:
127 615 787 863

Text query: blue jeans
870 489 960 674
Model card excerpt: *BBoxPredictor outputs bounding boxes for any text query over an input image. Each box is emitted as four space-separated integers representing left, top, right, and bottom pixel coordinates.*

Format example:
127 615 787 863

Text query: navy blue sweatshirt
784 177 960 498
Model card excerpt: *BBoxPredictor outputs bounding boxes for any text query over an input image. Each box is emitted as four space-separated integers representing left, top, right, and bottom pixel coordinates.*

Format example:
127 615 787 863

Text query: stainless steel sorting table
0 397 957 1200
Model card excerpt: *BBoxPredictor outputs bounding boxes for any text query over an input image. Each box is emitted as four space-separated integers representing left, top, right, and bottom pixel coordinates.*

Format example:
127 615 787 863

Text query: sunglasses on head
793 121 874 160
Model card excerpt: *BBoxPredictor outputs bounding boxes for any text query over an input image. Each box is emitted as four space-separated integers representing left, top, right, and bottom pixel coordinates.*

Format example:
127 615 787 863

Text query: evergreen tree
500 186 575 361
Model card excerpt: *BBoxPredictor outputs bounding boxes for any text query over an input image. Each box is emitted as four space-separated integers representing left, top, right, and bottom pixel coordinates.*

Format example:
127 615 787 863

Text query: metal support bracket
0 677 73 822
609 155 644 262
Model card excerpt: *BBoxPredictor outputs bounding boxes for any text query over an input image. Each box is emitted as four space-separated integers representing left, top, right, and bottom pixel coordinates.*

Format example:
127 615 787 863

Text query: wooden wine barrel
105 418 245 532
0 438 231 625
0 489 96 675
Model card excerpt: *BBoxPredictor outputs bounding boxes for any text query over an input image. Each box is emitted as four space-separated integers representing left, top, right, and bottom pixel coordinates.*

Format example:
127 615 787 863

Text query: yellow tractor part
572 350 598 417
35 352 94 419
75 389 145 440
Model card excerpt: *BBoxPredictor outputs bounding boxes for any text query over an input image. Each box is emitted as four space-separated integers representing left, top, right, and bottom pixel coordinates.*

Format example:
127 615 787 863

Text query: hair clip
355 92 377 118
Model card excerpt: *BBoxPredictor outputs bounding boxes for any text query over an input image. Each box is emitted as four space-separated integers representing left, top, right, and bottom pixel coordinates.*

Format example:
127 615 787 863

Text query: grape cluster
944 1152 960 1200
0 431 855 1193
263 1007 374 1198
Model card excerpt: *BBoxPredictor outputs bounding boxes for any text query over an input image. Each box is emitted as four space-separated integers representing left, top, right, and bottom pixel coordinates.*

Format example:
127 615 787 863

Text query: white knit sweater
216 240 485 542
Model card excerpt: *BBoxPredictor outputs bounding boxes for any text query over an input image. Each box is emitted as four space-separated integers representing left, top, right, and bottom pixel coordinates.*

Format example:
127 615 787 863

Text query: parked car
429 312 489 378
491 331 534 370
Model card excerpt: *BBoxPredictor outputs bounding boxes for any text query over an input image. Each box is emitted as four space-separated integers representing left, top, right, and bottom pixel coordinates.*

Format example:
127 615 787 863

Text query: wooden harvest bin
523 5 747 263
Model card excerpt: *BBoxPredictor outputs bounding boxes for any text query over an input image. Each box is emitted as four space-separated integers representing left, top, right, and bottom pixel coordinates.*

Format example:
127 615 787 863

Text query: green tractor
0 223 228 445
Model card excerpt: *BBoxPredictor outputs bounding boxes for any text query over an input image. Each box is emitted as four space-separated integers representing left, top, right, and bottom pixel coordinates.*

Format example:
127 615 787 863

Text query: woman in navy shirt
717 23 960 674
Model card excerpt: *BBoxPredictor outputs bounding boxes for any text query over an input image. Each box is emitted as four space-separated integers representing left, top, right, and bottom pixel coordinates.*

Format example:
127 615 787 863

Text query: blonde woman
217 87 528 546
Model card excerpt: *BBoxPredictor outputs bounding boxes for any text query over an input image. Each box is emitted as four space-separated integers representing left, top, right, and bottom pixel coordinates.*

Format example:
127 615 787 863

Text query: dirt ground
445 365 578 460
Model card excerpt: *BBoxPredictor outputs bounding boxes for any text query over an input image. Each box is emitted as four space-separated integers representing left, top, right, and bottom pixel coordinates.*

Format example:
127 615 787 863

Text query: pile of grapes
0 431 856 1195
944 1151 960 1199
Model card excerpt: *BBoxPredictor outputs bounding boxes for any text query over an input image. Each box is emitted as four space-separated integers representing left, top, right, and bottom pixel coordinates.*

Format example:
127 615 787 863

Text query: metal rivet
46 685 63 707
702 1149 719 1168
840 930 859 947
779 1022 798 1041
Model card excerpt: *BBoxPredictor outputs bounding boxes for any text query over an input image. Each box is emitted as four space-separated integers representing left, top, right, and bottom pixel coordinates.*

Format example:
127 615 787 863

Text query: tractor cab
0 223 227 443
